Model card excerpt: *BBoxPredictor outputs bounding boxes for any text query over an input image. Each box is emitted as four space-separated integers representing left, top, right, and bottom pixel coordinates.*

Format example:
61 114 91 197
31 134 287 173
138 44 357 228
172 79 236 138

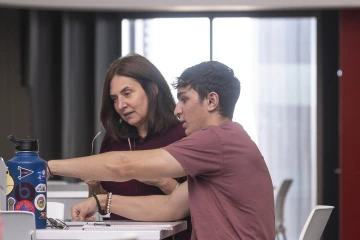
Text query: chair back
2 211 36 240
47 202 65 220
298 205 334 240
275 179 293 224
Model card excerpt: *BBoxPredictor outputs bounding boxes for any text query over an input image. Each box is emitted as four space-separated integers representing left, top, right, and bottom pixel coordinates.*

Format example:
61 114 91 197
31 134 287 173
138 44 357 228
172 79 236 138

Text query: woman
82 53 191 239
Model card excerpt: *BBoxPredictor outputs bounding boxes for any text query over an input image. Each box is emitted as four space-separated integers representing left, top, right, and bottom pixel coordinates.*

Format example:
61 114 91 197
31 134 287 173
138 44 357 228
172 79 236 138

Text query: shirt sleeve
164 127 224 178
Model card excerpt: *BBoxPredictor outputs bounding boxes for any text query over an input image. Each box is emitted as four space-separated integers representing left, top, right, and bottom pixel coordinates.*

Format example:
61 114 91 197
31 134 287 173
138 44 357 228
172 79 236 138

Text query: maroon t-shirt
100 121 192 240
164 121 275 240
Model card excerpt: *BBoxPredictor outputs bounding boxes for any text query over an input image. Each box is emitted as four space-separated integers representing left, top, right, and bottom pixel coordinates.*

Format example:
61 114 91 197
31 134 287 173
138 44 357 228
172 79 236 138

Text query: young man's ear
207 92 220 112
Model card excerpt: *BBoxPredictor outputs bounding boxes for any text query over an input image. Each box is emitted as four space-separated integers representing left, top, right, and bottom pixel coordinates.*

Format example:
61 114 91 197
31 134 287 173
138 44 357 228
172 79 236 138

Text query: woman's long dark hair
100 54 178 141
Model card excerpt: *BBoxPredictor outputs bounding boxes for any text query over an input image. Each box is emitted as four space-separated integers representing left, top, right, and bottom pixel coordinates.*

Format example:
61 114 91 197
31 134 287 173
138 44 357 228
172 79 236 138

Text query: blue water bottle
6 135 47 229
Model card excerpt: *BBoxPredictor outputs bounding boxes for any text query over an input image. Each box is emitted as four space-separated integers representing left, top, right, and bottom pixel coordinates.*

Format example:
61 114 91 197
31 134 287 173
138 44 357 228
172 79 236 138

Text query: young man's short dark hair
173 61 241 119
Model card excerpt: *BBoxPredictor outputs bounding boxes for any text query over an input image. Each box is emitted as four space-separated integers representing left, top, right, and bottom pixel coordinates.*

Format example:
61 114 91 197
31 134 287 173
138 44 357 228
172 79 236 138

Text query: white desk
36 221 187 240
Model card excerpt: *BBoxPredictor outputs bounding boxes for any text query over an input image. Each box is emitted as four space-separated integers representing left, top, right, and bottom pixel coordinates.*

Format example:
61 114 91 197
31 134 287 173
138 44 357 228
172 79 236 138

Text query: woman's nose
116 99 127 110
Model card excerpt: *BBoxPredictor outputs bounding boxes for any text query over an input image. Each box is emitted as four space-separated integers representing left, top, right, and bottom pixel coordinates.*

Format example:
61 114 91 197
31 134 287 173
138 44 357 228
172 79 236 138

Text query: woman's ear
207 92 220 112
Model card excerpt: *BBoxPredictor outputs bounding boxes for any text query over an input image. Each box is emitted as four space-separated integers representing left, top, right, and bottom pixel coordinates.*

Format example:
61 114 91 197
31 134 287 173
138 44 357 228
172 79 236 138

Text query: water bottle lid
7 135 39 152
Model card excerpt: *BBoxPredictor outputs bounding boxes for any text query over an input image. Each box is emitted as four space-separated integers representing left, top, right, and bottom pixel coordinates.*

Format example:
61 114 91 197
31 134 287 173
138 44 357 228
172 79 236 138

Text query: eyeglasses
47 218 69 230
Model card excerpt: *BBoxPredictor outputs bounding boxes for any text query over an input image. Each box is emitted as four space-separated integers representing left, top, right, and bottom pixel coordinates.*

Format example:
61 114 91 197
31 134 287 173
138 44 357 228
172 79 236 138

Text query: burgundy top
100 121 191 240
165 121 275 240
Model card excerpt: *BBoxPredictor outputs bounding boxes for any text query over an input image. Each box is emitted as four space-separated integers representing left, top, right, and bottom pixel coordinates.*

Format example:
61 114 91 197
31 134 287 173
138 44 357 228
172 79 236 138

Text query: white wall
0 0 359 11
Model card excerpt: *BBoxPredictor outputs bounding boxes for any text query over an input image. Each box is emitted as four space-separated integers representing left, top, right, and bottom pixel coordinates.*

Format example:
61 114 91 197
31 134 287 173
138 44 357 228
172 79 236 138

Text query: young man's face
174 86 209 136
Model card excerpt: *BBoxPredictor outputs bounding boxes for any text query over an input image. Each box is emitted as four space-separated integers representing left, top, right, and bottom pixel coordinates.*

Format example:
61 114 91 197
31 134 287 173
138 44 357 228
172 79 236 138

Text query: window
122 18 210 96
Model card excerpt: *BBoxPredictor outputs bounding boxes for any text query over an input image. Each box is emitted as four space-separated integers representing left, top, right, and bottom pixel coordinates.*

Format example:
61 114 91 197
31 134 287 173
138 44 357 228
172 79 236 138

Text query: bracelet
106 192 113 214
105 192 110 213
47 162 54 178
92 193 106 215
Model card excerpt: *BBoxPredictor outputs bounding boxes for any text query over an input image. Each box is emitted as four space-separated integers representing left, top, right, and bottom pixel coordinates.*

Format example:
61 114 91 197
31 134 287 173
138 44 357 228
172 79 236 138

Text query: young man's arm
72 181 190 221
48 149 187 181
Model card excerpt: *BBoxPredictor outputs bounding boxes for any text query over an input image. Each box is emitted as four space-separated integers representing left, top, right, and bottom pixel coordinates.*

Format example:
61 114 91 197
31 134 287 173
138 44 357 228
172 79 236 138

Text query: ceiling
0 0 359 11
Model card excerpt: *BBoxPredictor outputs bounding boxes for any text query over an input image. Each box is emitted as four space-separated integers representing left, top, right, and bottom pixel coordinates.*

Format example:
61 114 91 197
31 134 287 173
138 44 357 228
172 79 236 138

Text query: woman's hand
137 178 179 195
83 179 101 188
137 178 166 187
83 179 106 197
71 197 98 221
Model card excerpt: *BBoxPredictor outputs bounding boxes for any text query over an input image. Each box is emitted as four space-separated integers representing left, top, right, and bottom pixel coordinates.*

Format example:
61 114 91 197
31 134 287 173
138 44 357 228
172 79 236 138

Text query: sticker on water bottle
17 166 34 180
15 182 35 201
6 170 14 195
15 200 35 213
35 183 46 193
36 168 47 183
39 211 47 219
34 194 46 211
7 197 15 211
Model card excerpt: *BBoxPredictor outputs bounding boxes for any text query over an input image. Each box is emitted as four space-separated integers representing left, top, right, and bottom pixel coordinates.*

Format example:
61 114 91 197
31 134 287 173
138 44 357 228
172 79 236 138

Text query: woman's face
110 75 149 131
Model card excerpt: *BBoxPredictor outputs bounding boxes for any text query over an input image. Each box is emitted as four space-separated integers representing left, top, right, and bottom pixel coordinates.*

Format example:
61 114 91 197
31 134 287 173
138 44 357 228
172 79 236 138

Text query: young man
48 61 275 240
